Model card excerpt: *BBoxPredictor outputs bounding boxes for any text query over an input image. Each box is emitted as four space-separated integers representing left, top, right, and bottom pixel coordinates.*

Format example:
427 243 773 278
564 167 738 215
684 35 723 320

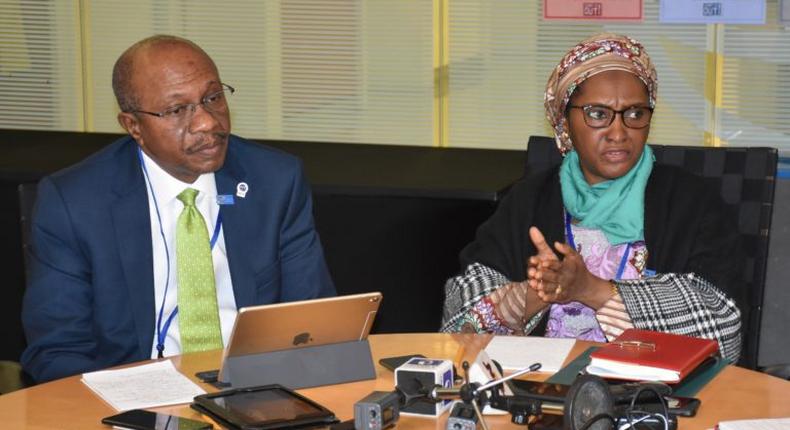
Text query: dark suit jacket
21 135 335 382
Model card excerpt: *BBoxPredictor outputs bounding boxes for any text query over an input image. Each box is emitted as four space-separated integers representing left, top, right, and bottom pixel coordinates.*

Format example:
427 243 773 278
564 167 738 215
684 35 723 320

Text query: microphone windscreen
564 375 614 430
394 358 454 416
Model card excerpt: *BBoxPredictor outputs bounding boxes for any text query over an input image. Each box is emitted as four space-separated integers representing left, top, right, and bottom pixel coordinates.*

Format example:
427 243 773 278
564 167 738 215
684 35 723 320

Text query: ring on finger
555 283 563 295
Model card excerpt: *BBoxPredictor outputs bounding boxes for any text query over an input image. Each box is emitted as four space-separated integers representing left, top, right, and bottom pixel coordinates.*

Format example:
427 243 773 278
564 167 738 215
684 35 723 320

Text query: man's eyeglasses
568 104 653 129
130 83 235 123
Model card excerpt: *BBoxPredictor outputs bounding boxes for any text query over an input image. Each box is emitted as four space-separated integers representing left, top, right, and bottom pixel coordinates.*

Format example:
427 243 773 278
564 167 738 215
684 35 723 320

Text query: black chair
525 136 778 370
0 183 39 393
0 361 25 394
18 182 38 285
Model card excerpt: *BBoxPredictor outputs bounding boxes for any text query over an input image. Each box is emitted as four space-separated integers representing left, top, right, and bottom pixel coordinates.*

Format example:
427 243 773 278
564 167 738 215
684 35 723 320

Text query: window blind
84 1 273 135
447 0 709 150
3 1 790 153
276 1 434 145
0 0 83 130
83 1 434 146
719 0 790 150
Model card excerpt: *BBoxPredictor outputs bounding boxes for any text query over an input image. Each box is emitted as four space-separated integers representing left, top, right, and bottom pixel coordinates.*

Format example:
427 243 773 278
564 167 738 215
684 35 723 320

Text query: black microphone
353 390 402 430
352 378 438 430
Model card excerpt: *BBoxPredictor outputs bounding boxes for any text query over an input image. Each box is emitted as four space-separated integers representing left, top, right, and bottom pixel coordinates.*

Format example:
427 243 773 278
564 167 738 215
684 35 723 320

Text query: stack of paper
81 360 206 411
484 336 575 373
717 418 790 429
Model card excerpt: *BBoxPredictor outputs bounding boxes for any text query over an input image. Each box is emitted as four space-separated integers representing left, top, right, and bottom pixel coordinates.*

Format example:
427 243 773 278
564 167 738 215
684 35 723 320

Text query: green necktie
176 188 223 353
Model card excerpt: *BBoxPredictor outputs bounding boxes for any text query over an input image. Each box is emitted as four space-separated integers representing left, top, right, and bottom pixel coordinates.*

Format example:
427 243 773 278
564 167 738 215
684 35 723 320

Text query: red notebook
585 329 719 383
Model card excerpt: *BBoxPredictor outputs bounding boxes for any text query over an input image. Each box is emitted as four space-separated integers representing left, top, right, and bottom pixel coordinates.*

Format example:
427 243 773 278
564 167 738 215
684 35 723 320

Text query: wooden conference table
3 333 790 429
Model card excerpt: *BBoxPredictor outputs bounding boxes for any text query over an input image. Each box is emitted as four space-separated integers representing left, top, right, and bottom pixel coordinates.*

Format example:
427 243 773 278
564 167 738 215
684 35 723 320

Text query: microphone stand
427 361 543 430
359 360 677 430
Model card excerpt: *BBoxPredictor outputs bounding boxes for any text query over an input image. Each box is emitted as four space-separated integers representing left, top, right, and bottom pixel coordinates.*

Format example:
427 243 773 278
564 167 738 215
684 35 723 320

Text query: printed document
81 360 206 411
718 418 790 429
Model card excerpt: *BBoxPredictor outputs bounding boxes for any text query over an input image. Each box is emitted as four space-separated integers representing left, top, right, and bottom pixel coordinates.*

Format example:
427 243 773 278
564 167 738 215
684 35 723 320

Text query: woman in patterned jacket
441 33 744 363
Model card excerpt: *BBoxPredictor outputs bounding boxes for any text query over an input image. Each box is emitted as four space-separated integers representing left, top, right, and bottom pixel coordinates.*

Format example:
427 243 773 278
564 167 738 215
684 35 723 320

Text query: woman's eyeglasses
569 104 653 129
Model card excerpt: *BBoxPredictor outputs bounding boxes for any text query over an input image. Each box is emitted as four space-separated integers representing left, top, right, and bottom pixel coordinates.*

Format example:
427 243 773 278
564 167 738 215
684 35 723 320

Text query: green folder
545 346 726 397
672 355 727 397
545 346 599 386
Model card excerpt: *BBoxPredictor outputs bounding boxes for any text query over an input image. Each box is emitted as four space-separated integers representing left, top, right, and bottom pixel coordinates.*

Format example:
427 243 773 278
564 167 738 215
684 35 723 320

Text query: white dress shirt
139 150 238 358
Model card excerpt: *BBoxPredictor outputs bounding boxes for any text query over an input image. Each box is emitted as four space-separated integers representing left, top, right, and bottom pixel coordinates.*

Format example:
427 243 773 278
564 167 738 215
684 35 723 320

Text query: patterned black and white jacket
441 164 744 363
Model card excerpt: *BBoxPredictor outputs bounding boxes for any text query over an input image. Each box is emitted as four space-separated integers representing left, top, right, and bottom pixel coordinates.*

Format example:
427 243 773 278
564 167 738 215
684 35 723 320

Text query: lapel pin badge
236 182 249 198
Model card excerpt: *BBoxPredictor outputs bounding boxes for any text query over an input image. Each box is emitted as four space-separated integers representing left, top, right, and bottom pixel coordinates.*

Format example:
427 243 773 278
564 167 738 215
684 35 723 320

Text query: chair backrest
526 136 778 369
18 182 38 285
2 183 40 391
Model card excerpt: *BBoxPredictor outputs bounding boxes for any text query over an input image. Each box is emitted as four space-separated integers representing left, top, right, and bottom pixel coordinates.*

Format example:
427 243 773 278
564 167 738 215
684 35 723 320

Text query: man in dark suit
21 35 335 383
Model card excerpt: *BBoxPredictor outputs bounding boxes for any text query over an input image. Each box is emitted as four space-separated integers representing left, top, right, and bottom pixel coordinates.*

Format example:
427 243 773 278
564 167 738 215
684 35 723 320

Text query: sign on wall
543 0 643 21
660 0 766 24
781 0 790 24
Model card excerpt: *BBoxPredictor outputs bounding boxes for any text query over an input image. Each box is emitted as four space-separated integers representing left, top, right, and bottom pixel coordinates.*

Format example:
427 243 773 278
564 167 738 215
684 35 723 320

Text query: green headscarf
559 145 654 245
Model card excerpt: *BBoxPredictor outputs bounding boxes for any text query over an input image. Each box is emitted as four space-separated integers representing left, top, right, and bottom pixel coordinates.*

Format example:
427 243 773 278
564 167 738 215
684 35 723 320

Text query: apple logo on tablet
292 332 312 346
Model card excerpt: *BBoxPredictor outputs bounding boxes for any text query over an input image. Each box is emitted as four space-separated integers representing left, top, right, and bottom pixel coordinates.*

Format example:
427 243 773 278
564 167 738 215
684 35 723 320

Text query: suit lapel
111 139 155 356
215 139 256 308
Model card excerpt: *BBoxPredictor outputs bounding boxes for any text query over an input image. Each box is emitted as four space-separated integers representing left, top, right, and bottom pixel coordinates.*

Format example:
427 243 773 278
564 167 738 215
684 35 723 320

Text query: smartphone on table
101 409 212 430
378 354 426 371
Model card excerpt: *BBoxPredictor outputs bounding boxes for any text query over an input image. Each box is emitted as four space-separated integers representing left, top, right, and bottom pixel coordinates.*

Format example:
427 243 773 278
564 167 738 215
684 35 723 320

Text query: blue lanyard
564 211 631 281
138 148 222 358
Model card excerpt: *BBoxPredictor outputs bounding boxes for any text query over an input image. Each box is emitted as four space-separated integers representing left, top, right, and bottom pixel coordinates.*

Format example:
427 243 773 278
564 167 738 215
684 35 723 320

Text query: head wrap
544 33 658 154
